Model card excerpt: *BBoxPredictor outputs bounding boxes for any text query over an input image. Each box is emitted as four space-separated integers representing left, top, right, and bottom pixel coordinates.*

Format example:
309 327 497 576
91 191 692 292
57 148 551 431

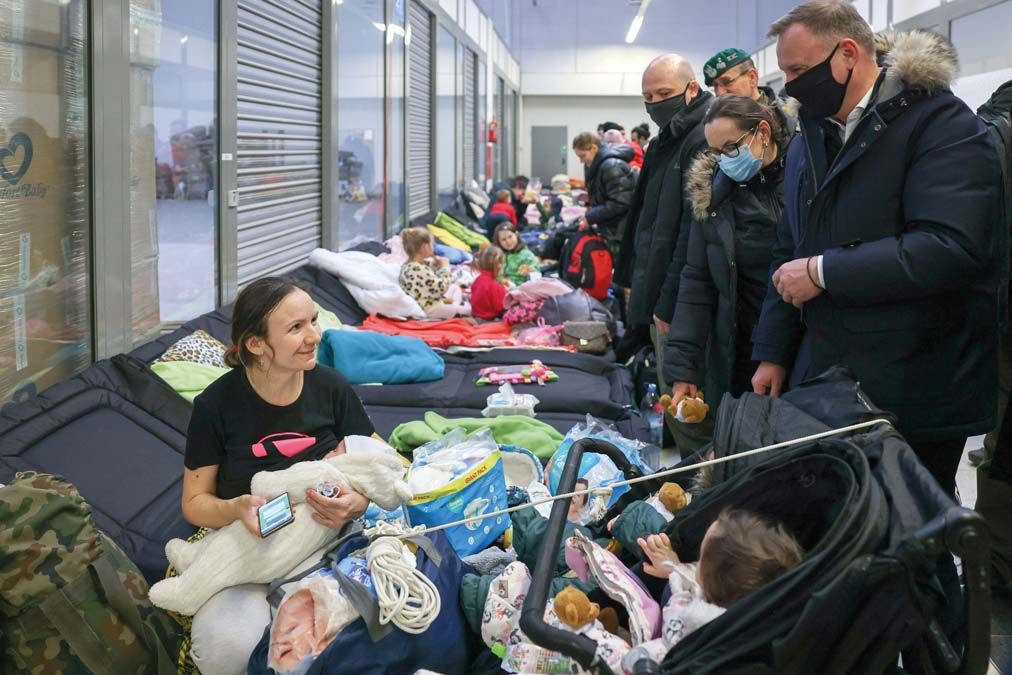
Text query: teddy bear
553 585 600 630
148 436 413 616
658 482 691 513
659 392 709 424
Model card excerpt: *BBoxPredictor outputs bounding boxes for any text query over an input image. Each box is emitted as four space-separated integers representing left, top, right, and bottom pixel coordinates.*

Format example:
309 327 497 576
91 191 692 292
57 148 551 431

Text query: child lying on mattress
399 227 471 319
621 509 803 672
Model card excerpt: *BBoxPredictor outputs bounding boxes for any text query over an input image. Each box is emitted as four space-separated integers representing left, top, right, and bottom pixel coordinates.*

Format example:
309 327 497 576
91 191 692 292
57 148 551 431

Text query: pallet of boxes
0 0 91 405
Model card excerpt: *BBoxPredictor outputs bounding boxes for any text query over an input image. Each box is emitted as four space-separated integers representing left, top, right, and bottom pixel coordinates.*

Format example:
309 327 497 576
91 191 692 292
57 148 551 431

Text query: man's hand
306 488 369 530
772 257 823 308
234 494 268 537
653 314 670 335
752 361 787 397
671 381 698 404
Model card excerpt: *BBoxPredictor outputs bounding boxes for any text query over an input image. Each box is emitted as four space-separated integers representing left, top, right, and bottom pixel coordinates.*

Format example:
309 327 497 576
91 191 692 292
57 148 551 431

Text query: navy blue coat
751 31 1005 442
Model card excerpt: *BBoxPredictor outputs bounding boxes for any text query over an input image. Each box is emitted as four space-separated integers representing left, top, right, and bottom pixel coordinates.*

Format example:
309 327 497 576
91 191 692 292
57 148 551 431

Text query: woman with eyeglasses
662 95 795 444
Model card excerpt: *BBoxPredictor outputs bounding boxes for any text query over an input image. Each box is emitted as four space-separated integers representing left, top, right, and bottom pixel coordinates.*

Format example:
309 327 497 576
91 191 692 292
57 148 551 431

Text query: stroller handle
520 437 638 675
914 506 991 675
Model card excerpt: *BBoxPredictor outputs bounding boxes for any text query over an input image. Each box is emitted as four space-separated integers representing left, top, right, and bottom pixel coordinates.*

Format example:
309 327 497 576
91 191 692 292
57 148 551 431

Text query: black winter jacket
663 151 785 408
616 91 714 326
977 79 1012 334
751 30 1005 442
584 144 636 241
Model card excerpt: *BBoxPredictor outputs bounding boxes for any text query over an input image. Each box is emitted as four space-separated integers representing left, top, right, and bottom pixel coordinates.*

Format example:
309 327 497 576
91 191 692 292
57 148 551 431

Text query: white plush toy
149 436 412 616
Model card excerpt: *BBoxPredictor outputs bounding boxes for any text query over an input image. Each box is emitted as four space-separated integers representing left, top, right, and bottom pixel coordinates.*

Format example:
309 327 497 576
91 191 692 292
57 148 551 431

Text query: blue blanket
317 328 445 385
434 242 472 264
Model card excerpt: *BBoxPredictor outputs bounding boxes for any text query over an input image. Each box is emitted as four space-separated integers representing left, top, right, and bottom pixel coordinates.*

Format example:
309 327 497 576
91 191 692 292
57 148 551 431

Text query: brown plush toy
659 392 709 424
554 585 600 631
658 482 691 513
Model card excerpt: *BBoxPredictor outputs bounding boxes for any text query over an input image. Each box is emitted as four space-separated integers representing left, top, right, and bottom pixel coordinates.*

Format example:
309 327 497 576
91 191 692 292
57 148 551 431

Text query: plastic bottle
640 383 664 450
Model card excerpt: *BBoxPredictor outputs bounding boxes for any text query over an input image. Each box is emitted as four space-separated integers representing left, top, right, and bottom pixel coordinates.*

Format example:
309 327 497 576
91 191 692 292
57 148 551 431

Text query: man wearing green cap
704 48 774 103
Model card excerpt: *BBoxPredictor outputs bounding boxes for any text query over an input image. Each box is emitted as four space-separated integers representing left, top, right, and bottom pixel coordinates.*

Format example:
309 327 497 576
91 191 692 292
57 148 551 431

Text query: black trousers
909 437 966 496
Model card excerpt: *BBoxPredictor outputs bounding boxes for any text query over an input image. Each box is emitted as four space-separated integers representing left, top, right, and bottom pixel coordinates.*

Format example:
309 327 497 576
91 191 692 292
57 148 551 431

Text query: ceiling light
624 0 652 44
180 34 188 44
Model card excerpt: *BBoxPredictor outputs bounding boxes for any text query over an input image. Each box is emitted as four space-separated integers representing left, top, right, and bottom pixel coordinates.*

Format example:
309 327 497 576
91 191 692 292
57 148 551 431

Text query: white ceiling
483 0 799 96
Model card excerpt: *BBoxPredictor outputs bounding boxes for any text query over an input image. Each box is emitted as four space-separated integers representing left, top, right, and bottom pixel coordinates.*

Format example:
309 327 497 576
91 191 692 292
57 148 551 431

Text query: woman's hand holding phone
234 494 268 536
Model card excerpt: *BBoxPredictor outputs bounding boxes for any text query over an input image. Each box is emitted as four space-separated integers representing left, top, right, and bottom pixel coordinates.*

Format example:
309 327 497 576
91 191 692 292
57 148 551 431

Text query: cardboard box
0 9 91 403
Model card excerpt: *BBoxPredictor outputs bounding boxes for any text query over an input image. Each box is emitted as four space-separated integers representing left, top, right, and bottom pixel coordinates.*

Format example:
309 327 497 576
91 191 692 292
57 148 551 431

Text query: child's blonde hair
476 246 505 276
495 188 511 203
402 227 433 258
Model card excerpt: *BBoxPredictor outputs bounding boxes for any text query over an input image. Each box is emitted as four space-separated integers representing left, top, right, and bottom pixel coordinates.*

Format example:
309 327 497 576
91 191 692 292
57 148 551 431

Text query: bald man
616 55 712 379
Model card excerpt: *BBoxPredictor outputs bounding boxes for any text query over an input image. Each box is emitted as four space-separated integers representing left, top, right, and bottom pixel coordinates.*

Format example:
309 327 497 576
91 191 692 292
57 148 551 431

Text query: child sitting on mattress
470 246 508 321
621 509 803 671
488 188 518 225
493 223 540 286
399 227 471 319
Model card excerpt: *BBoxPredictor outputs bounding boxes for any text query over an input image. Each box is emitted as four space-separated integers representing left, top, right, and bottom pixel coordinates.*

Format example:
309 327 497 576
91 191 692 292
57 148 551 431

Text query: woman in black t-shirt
183 278 377 674
182 276 376 539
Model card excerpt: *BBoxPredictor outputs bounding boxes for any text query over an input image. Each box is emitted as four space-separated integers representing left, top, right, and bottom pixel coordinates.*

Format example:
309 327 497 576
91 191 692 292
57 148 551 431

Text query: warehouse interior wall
519 96 654 180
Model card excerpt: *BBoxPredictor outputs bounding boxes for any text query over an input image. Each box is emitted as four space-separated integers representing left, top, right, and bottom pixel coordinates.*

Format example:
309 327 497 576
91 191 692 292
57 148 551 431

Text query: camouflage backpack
0 472 180 674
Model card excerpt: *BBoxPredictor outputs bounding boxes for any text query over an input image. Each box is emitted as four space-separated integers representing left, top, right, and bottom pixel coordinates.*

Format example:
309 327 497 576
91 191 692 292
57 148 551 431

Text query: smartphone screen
258 492 295 538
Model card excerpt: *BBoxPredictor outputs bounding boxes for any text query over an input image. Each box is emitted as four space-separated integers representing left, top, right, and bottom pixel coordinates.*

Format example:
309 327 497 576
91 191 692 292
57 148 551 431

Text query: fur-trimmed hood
875 29 958 94
686 151 720 221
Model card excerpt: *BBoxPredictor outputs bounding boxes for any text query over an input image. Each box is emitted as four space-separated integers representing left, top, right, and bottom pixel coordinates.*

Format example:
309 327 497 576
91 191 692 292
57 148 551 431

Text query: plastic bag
406 428 510 556
545 416 655 521
483 382 540 418
515 319 563 348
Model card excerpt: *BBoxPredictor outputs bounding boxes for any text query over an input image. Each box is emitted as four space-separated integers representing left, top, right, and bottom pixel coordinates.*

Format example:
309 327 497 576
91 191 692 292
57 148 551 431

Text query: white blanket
308 248 425 320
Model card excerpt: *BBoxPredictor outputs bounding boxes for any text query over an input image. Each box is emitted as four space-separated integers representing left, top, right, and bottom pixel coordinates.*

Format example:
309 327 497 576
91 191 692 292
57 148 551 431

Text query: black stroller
521 368 991 675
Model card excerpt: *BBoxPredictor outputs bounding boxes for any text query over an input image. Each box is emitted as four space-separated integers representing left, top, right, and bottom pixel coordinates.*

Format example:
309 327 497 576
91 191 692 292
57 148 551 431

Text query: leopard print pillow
155 329 228 369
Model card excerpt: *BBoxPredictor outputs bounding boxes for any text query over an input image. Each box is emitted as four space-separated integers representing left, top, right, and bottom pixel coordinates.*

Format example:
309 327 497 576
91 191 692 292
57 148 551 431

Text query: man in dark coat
572 131 636 250
615 54 713 361
751 1 1004 494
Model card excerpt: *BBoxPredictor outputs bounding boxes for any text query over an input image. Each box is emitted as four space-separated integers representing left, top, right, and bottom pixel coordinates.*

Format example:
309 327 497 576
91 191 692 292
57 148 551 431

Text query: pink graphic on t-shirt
251 432 317 458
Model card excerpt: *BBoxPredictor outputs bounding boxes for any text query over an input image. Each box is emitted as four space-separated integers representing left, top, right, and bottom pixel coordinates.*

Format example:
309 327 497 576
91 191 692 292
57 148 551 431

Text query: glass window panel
129 0 218 339
952 1 1012 77
337 0 385 244
435 25 456 210
388 0 406 233
0 0 91 404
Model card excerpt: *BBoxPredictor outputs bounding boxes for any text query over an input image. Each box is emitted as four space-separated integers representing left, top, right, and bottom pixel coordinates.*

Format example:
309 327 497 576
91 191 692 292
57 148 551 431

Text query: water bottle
640 383 664 451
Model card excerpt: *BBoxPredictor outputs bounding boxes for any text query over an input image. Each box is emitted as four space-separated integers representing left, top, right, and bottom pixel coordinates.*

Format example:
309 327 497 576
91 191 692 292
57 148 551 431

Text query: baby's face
270 590 318 672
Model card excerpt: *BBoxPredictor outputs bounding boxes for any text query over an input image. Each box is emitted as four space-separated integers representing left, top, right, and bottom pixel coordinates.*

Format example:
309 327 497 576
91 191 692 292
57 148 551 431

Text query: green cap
703 48 752 86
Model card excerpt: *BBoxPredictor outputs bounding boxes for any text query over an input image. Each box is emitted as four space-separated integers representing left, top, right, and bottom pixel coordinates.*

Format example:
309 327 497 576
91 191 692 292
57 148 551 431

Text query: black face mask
645 83 691 129
784 43 853 119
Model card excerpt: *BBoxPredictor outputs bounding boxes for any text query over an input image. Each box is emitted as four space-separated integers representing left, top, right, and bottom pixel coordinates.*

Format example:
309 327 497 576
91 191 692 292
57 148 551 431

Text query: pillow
151 361 230 402
315 302 343 332
155 329 228 369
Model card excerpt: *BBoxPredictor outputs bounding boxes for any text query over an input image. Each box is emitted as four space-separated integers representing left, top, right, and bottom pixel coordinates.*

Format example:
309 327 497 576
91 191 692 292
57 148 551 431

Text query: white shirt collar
829 81 875 142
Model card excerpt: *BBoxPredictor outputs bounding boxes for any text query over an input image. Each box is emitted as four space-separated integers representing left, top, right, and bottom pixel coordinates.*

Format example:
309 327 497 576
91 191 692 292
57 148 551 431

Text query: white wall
520 95 654 178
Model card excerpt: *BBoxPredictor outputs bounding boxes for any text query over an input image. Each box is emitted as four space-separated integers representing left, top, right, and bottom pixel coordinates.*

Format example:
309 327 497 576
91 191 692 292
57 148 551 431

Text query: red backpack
563 230 613 301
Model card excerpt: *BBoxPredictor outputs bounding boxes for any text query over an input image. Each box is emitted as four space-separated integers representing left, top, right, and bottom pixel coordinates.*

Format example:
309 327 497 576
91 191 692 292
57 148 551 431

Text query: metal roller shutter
235 0 323 286
408 1 433 219
462 49 476 186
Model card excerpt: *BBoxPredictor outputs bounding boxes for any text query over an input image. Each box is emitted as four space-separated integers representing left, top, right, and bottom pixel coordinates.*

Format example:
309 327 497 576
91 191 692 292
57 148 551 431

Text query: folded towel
317 328 445 385
389 412 564 459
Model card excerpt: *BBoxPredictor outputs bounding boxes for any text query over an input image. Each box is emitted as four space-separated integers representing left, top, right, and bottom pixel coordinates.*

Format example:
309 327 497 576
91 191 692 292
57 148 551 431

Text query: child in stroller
624 509 803 671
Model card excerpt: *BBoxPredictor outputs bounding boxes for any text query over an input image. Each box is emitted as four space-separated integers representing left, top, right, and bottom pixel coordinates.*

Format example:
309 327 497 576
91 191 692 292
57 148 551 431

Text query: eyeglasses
720 127 758 158
712 70 746 90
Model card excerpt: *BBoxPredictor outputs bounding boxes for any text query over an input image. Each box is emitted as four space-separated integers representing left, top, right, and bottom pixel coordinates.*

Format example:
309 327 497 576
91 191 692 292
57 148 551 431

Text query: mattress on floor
353 351 635 419
363 404 650 446
0 355 197 582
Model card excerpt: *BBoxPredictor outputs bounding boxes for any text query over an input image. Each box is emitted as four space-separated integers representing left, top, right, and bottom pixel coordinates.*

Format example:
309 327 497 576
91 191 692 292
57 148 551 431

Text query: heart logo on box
0 132 33 186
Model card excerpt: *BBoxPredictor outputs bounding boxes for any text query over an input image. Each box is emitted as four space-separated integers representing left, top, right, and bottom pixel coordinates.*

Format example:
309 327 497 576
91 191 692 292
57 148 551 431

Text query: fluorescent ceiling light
625 16 643 43
625 0 652 44
373 22 386 32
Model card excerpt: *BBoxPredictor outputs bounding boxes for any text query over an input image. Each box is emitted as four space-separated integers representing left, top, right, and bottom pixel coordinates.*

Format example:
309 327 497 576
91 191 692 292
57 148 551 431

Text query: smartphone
258 492 295 538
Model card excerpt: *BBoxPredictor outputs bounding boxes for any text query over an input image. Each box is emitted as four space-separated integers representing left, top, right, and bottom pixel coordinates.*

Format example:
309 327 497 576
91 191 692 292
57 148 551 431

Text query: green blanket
151 361 229 402
434 212 489 248
389 412 563 458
